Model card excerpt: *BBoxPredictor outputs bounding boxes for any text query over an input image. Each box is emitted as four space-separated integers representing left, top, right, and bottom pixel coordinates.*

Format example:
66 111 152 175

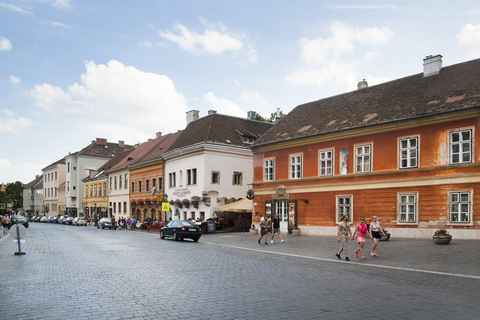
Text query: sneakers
281 240 285 243
345 257 350 261
258 239 261 244
361 255 365 259
336 253 341 259
265 242 268 245
354 250 358 258
271 240 273 244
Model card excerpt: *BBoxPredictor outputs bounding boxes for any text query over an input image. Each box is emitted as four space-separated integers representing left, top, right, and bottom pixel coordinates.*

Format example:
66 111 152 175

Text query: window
233 172 242 185
94 184 97 197
146 179 150 192
85 186 88 198
212 171 220 184
399 137 418 169
152 178 156 189
103 182 106 196
158 177 163 191
90 185 93 198
124 174 128 189
290 154 302 179
119 175 122 189
449 191 471 223
187 169 197 185
450 129 472 164
264 158 274 181
131 181 135 193
68 162 70 173
169 172 176 188
355 144 371 173
398 193 418 223
123 202 127 214
55 171 57 180
138 181 142 193
114 176 117 190
110 177 112 190
113 202 116 213
336 196 352 222
319 150 333 176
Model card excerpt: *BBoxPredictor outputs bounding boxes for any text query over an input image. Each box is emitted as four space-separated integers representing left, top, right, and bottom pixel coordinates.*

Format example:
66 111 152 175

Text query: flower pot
292 229 301 236
432 235 452 245
379 234 390 241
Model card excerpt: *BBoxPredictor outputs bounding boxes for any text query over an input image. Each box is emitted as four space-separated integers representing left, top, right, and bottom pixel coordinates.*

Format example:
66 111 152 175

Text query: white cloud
51 0 71 9
139 41 153 47
0 37 12 51
0 158 12 171
240 92 270 114
158 18 256 66
0 110 33 134
10 76 21 85
30 60 189 143
0 3 33 15
457 24 480 57
47 21 69 28
203 92 244 117
287 21 393 90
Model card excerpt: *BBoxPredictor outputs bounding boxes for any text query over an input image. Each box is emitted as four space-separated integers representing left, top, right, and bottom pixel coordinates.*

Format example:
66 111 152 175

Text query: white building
42 158 66 217
163 110 273 222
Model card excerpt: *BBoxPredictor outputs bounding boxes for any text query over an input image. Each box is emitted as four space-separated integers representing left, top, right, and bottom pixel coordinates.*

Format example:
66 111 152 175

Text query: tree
5 181 23 213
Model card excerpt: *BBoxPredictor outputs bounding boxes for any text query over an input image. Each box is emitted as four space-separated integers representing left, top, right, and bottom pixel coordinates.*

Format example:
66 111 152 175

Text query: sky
1 0 480 184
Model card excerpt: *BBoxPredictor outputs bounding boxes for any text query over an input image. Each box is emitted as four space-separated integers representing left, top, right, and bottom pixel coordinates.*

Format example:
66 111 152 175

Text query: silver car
73 217 87 226
97 218 116 230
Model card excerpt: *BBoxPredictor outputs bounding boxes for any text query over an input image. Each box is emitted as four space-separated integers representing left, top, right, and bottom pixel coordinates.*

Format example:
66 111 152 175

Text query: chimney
186 110 200 125
357 79 368 90
156 132 162 139
423 54 442 77
247 111 257 120
208 110 217 115
96 138 107 145
118 140 124 147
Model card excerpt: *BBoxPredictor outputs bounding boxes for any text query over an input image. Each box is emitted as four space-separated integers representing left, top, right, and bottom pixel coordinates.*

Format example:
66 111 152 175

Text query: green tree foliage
5 181 23 212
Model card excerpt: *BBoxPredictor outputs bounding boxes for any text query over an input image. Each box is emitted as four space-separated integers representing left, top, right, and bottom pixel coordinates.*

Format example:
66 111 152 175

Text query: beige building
42 158 66 217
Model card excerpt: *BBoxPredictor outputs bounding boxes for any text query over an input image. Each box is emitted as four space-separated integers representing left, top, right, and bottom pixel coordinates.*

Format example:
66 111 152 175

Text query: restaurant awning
215 199 253 213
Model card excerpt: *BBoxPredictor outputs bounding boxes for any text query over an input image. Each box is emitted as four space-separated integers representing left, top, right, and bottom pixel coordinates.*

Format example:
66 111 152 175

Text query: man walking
258 216 268 245
271 212 285 244
336 214 352 261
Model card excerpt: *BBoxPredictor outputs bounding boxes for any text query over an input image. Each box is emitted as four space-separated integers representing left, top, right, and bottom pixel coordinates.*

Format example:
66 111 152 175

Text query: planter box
432 236 452 245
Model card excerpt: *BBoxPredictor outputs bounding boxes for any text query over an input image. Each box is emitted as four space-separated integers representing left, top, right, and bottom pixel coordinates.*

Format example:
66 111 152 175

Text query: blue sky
1 0 480 184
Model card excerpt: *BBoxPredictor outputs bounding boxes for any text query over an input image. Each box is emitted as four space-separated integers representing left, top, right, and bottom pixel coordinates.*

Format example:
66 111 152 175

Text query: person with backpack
352 216 372 259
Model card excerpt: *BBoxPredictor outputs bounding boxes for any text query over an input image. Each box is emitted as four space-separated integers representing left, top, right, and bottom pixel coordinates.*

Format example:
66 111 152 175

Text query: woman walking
352 216 371 259
369 216 387 257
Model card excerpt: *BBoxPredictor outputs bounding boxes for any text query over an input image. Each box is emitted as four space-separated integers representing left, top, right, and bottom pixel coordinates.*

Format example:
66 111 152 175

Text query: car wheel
160 231 165 239
173 231 178 241
194 238 199 242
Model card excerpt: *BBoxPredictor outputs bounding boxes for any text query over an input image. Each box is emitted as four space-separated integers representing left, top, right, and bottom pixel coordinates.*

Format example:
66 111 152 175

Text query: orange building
251 55 480 239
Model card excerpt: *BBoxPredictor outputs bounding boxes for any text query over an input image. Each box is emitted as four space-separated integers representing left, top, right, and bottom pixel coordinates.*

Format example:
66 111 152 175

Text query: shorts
261 228 268 236
273 228 280 234
372 231 381 239
356 236 366 243
340 237 348 250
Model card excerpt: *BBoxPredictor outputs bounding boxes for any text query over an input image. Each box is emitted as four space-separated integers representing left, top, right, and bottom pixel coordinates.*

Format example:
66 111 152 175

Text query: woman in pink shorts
351 216 372 259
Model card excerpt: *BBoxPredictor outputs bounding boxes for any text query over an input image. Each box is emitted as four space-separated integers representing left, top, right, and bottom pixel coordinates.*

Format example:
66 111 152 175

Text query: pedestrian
369 216 387 257
2 215 10 234
111 216 116 230
336 214 352 261
352 216 372 259
258 216 268 245
130 216 136 230
270 212 285 244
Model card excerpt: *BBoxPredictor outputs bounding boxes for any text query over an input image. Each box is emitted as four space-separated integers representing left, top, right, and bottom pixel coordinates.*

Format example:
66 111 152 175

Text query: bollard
14 224 26 255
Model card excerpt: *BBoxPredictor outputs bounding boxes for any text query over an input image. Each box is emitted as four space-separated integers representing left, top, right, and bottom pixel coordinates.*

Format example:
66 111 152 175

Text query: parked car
51 216 59 223
40 216 48 223
72 217 87 226
97 218 116 229
64 217 74 225
160 220 201 242
9 215 29 229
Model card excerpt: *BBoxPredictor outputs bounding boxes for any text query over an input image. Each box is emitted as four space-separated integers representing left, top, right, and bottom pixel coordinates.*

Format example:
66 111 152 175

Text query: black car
9 215 29 228
160 220 201 242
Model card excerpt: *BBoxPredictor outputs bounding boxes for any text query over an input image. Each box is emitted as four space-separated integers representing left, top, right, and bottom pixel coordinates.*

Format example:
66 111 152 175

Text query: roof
24 175 43 189
42 158 66 171
69 139 133 158
255 57 480 146
106 131 182 172
168 113 274 151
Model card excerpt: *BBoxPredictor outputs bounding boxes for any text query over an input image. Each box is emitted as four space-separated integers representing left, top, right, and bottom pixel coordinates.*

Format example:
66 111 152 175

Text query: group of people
257 212 285 245
336 214 387 261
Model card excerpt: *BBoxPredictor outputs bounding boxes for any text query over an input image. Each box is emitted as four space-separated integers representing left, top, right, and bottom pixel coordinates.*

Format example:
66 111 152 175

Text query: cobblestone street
1 223 479 320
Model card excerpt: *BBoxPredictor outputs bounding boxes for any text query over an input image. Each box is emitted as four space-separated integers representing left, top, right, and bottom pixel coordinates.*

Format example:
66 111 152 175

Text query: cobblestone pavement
1 224 479 320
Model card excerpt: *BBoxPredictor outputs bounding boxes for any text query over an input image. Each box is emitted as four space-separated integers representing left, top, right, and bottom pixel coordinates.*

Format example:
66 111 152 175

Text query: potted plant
379 228 390 241
292 227 301 236
432 229 452 244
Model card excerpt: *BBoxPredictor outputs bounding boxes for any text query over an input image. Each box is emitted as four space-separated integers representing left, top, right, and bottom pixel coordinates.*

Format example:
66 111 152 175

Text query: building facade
252 55 480 239
22 175 43 217
42 158 66 217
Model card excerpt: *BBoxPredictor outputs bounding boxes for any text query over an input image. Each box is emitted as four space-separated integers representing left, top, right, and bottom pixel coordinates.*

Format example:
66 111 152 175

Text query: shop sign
172 188 191 197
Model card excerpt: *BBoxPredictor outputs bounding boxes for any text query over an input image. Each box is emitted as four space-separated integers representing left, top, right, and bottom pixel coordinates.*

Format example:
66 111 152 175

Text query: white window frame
447 190 473 226
336 195 353 223
355 143 372 173
289 154 302 179
319 149 334 176
397 192 419 225
169 172 176 188
233 172 243 185
187 168 197 186
449 128 473 165
399 136 419 169
264 158 274 181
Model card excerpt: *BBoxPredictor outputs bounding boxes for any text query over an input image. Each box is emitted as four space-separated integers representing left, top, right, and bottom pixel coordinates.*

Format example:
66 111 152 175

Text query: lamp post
94 203 97 226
